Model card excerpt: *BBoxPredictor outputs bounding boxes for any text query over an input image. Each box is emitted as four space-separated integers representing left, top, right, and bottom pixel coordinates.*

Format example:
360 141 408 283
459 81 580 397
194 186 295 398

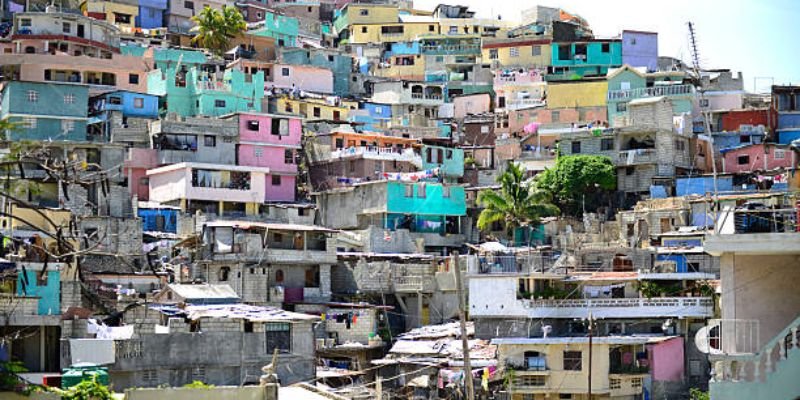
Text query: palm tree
190 5 247 57
476 162 559 240
0 118 20 141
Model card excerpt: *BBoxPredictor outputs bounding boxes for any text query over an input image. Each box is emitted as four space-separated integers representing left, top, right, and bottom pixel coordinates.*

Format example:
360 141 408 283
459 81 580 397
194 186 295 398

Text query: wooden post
453 251 474 400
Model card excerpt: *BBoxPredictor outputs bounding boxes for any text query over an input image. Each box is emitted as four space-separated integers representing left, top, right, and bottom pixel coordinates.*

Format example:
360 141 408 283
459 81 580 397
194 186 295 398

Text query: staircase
710 315 800 399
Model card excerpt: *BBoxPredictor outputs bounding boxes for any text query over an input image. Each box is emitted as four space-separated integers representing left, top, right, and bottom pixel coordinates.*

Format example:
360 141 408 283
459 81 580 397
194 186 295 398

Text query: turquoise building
422 144 464 180
281 48 353 96
147 66 264 117
0 81 88 141
384 181 466 233
549 40 622 80
606 65 694 126
251 10 299 47
17 267 61 315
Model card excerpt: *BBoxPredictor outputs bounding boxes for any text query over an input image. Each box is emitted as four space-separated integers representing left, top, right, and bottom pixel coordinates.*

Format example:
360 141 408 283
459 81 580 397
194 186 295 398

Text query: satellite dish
542 325 552 338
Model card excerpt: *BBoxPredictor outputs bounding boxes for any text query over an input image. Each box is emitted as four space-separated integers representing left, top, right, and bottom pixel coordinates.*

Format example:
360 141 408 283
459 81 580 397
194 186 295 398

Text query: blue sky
414 0 800 92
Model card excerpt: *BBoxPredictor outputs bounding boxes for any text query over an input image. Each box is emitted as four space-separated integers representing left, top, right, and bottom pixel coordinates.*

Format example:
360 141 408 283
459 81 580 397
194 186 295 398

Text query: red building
721 143 798 174
720 109 769 132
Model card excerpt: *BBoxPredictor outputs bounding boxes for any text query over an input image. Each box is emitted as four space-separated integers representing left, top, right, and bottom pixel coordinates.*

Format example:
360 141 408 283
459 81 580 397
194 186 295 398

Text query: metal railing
617 149 657 165
523 297 714 309
607 84 694 101
469 254 558 275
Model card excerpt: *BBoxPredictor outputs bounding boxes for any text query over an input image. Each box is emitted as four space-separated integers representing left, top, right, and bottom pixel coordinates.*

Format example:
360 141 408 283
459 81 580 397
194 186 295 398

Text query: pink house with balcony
223 112 303 202
124 148 159 201
721 143 798 174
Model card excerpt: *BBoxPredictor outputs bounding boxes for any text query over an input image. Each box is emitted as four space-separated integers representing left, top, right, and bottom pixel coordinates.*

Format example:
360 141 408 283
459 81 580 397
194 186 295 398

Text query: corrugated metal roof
204 221 335 232
167 284 240 300
492 335 677 346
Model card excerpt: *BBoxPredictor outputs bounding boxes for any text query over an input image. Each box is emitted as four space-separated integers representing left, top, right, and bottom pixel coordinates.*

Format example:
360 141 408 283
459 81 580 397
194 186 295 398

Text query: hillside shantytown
0 0 797 399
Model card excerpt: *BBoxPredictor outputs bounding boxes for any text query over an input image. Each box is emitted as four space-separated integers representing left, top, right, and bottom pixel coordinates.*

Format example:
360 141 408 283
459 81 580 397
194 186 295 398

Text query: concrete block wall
324 308 377 344
617 164 657 193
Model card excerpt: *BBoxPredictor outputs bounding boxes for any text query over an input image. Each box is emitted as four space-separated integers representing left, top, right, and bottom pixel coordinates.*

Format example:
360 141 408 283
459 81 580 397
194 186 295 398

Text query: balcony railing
329 146 421 165
393 276 425 292
506 98 546 110
607 84 694 101
617 149 657 165
421 44 480 55
521 296 714 318
468 254 558 275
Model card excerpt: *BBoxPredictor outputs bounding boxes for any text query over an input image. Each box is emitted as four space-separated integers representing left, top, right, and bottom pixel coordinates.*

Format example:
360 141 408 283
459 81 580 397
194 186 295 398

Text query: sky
413 0 800 93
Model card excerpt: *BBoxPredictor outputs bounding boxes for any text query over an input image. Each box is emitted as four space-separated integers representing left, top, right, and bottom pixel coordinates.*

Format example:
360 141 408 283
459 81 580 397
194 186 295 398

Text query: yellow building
348 22 439 44
482 38 552 68
82 0 139 32
375 54 425 81
273 97 353 121
333 4 399 35
494 337 655 399
546 79 608 109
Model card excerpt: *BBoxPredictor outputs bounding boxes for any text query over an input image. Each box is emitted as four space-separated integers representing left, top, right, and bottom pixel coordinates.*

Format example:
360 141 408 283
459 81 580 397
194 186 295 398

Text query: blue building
351 102 392 131
549 39 622 80
136 0 167 29
621 30 658 72
88 90 159 141
92 90 160 118
0 81 88 141
281 48 353 97
138 207 179 233
773 85 800 144
17 265 61 315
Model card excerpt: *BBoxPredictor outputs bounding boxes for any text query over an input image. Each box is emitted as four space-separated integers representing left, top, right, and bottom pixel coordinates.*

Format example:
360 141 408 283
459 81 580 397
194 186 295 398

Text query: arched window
24 46 36 54
275 269 284 283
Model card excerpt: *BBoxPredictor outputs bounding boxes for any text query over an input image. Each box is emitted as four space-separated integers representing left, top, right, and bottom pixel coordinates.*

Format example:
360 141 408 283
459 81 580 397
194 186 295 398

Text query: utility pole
587 312 595 400
453 251 474 400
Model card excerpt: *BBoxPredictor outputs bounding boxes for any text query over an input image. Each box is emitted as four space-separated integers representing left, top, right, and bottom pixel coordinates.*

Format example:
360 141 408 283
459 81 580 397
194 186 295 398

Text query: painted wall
268 64 334 94
253 11 299 46
387 41 420 57
17 269 60 315
148 165 268 204
349 23 436 45
675 176 734 196
386 182 466 216
422 145 464 178
138 208 178 233
551 41 622 68
547 80 608 109
721 109 768 132
721 144 797 173
1 81 87 141
621 31 658 72
97 91 159 118
481 39 551 68
265 173 295 202
147 67 263 117
13 12 121 50
85 0 139 31
137 0 168 29
648 337 684 382
333 4 398 34
281 49 353 96
453 93 491 119
272 98 350 120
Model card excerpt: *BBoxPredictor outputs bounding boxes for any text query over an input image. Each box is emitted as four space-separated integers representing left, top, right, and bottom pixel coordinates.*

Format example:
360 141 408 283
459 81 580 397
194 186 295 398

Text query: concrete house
150 114 239 165
82 0 139 32
720 143 798 174
772 85 800 144
281 48 354 97
549 39 622 81
88 90 159 145
621 30 658 72
250 10 299 47
11 11 120 58
606 65 694 127
136 0 168 29
0 80 88 141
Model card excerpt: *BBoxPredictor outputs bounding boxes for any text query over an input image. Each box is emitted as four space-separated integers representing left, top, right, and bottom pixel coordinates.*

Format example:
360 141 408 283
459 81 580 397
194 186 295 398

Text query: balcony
392 276 427 292
607 84 694 101
421 44 480 56
609 374 645 397
467 254 557 275
505 98 546 110
521 297 714 319
617 149 657 165
329 146 422 166
410 93 443 101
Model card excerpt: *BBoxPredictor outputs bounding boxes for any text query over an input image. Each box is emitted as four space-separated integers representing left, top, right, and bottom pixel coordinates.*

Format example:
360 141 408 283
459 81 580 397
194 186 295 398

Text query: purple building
622 30 658 72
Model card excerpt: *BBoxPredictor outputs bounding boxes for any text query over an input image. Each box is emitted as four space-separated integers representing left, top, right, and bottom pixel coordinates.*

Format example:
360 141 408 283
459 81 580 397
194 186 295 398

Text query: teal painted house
606 65 694 126
549 40 622 80
384 181 466 234
281 48 353 96
151 48 209 71
251 10 299 47
0 81 88 141
422 144 464 180
147 66 264 117
17 267 61 315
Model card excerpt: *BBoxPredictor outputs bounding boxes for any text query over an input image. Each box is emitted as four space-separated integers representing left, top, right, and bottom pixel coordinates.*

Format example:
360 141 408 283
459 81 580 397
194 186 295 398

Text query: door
77 24 85 38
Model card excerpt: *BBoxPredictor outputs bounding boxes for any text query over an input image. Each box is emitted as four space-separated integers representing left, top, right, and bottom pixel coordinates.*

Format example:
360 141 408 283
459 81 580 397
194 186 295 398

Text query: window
774 149 786 159
359 8 368 16
446 149 453 159
272 118 289 135
699 98 709 107
428 24 435 32
272 175 282 186
571 141 581 154
509 47 519 58
489 49 498 60
254 147 263 158
601 43 610 53
20 18 31 27
27 90 38 102
275 269 284 283
62 22 71 33
284 149 294 164
328 55 334 62
442 185 450 198
247 120 260 131
480 125 489 134
532 45 541 56
142 370 158 383
551 110 560 122
218 266 230 282
417 183 426 198
139 177 149 186
563 351 582 371
361 26 367 33
204 136 216 147
281 67 290 77
256 12 262 19
616 102 627 112
63 94 75 104
674 140 685 151
223 136 233 143
265 323 291 354
285 102 293 113
737 155 750 165
524 351 546 371
601 138 614 151
214 99 226 108
313 107 321 118
61 119 74 132
109 96 122 105
405 184 413 197
184 0 193 9
22 117 36 129
448 26 458 34
129 74 139 84
133 97 144 108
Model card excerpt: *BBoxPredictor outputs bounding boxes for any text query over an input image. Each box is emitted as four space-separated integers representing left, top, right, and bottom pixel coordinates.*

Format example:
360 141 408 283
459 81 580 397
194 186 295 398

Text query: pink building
497 106 607 140
232 59 334 94
453 93 491 119
224 112 303 202
721 143 798 174
647 337 685 382
124 148 158 201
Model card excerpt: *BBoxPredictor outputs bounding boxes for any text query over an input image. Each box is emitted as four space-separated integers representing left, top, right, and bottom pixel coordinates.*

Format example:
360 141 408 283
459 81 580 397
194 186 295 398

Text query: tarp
70 339 115 365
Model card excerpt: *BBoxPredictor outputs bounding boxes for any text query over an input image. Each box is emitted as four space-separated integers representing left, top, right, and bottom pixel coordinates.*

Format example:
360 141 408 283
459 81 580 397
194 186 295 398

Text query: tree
0 118 20 141
190 5 247 56
476 163 558 240
534 155 616 216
